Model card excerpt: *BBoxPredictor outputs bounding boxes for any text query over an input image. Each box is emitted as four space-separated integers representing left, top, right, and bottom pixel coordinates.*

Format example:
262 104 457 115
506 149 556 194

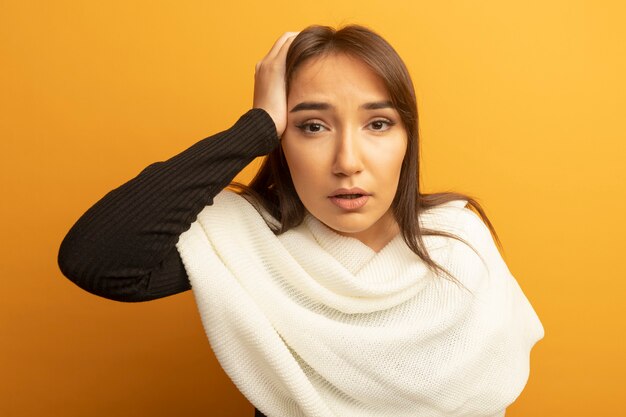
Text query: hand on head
253 31 299 138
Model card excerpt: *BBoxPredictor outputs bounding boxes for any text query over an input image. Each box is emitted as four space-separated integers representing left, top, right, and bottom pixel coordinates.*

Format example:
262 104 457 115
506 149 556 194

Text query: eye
295 121 328 135
369 119 395 131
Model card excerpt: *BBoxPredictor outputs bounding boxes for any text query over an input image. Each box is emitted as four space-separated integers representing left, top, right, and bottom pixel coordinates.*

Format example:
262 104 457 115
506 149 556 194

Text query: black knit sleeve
57 108 279 302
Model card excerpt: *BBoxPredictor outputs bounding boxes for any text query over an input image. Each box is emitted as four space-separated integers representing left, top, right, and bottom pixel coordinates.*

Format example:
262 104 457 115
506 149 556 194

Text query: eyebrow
361 100 394 110
289 100 394 113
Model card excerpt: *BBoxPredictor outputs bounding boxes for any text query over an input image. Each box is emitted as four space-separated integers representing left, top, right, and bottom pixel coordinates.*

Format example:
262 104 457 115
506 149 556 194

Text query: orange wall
2 1 625 416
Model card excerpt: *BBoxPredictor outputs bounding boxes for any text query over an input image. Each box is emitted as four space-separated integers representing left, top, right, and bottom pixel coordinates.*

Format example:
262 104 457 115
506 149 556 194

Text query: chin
321 217 376 235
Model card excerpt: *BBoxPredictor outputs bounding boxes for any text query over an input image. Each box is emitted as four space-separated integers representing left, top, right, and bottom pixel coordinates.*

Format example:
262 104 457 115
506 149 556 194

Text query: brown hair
231 24 502 293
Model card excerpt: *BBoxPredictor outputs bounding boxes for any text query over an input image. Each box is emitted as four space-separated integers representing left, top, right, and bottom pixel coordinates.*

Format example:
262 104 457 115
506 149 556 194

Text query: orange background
2 1 625 416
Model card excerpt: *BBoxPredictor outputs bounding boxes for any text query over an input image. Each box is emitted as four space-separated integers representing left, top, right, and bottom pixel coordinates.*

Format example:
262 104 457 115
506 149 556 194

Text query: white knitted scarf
176 190 544 417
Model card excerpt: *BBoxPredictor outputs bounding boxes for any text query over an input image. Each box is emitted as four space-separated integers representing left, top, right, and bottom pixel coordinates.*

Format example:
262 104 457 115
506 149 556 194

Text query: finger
275 33 297 61
266 31 300 60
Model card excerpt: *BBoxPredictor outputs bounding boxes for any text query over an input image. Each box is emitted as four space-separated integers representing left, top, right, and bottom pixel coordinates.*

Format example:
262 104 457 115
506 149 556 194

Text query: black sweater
57 108 279 417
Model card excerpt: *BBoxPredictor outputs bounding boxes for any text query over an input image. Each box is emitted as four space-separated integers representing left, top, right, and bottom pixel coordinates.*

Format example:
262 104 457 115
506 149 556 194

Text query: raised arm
57 109 279 302
57 31 298 303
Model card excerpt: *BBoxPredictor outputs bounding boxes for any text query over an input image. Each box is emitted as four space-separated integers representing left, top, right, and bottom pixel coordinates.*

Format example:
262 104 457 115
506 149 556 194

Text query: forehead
288 53 390 102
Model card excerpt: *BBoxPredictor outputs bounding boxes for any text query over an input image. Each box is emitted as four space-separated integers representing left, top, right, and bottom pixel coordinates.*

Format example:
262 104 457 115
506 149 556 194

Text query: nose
332 127 364 176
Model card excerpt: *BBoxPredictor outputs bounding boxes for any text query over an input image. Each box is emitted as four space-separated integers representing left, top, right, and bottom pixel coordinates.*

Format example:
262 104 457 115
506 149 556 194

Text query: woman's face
281 53 407 250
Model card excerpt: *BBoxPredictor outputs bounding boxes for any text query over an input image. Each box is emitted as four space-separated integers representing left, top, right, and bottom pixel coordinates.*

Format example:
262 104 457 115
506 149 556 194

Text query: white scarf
176 190 544 417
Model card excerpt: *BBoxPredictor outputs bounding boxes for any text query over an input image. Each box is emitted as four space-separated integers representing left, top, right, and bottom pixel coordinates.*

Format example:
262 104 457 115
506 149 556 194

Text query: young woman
58 25 544 417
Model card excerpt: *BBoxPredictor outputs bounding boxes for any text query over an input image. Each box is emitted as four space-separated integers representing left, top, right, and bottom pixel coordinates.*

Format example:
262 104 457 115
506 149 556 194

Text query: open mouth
334 194 364 199
328 193 370 210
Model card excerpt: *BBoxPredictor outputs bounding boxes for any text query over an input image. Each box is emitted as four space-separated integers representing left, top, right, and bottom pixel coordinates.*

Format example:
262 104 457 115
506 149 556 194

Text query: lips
328 187 371 198
328 188 371 210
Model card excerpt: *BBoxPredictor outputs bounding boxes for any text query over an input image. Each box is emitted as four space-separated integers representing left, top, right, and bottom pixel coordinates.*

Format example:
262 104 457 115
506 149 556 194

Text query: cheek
369 140 407 179
282 141 322 191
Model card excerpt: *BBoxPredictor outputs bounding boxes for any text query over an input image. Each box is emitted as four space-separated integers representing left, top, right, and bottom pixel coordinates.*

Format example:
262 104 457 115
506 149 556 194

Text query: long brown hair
231 24 502 293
